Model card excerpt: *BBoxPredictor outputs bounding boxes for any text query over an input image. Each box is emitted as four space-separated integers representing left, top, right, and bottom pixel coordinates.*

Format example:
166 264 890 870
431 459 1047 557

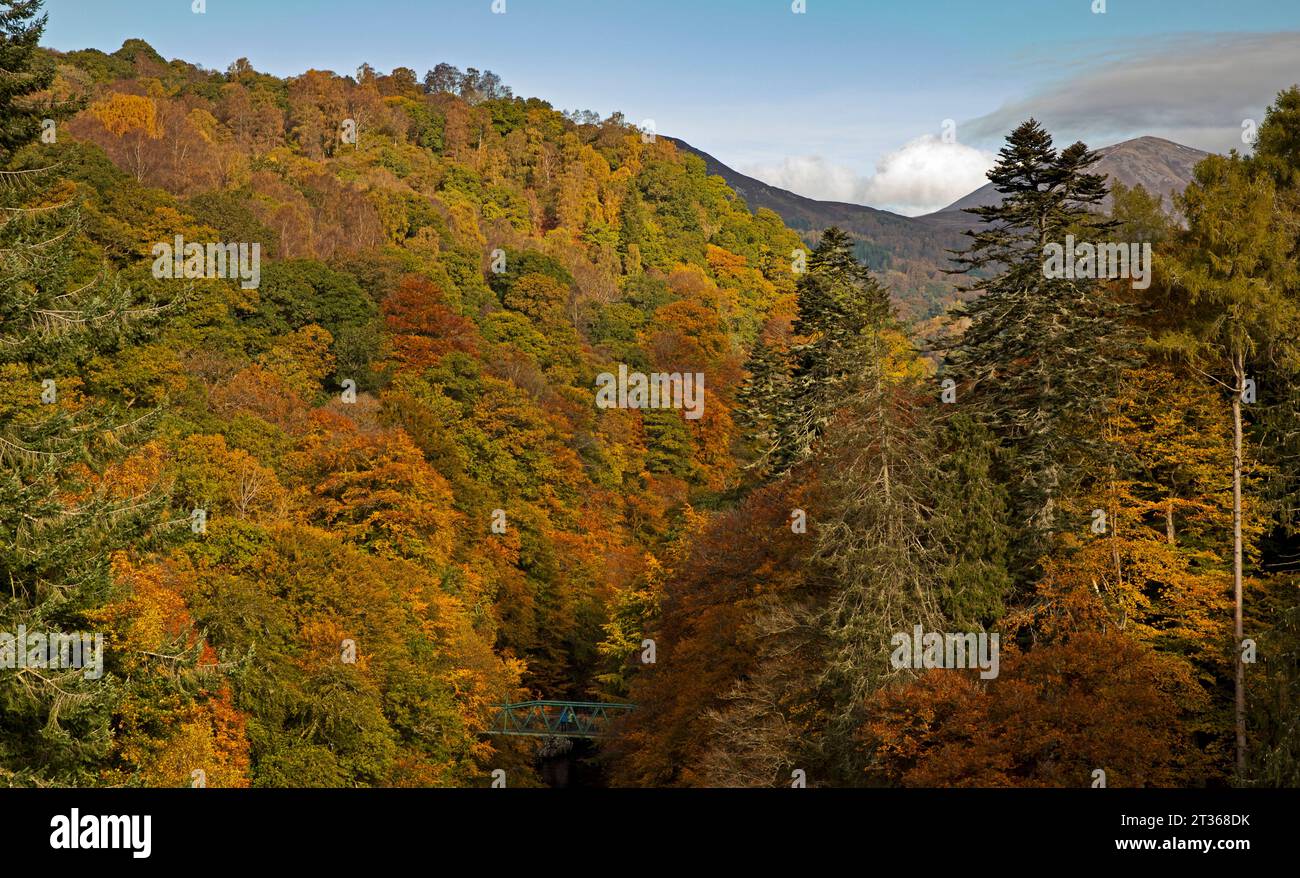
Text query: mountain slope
917 135 1209 232
666 136 967 318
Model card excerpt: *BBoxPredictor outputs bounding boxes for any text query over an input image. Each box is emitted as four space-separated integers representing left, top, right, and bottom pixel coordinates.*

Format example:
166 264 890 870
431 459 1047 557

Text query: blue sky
40 0 1300 214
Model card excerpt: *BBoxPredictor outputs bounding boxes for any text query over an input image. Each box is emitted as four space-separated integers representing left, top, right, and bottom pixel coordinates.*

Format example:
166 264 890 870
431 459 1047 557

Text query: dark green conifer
948 119 1132 570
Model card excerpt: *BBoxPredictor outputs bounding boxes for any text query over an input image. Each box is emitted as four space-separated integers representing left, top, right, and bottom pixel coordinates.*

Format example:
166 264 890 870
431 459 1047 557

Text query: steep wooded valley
3 2 1299 788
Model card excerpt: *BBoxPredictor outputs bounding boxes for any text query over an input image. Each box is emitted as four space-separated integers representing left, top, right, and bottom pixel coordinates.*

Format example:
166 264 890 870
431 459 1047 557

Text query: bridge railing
486 700 636 738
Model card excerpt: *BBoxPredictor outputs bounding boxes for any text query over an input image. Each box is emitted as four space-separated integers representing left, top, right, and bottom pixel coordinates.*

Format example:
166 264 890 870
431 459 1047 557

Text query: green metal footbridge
486 701 636 739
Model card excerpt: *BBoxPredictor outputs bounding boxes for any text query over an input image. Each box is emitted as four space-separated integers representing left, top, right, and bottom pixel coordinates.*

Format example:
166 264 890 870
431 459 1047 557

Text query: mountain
670 134 1210 318
916 136 1210 233
666 137 968 318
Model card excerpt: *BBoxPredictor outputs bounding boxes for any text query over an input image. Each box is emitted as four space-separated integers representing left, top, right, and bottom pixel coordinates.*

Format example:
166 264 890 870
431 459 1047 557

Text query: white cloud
740 155 865 203
861 136 996 215
742 135 995 216
965 32 1300 155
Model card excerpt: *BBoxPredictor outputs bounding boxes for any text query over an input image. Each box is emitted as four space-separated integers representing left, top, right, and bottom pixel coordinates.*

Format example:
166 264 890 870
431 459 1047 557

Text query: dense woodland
1 0 1297 787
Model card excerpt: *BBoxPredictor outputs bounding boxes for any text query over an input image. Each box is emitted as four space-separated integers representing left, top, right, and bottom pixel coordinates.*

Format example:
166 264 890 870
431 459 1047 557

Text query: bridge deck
486 700 636 738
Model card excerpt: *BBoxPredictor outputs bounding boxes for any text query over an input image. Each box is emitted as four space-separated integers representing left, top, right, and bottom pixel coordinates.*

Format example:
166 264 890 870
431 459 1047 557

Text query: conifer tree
808 341 946 778
771 227 890 474
721 228 950 782
0 0 183 783
735 337 789 475
930 413 1013 629
947 119 1133 573
0 1 56 154
769 274 960 779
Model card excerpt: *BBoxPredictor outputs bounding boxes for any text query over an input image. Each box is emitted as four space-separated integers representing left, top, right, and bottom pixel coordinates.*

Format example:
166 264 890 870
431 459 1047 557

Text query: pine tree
735 337 789 475
772 227 890 474
803 325 947 781
0 0 52 159
930 412 1013 629
0 0 185 784
947 119 1133 574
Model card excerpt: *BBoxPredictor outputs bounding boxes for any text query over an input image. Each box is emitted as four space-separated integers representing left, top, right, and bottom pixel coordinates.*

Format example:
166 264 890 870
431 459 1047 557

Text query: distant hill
670 134 1210 319
916 136 1210 233
666 137 968 319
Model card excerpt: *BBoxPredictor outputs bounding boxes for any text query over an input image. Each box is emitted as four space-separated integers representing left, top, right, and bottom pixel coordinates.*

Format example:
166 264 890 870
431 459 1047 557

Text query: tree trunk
1232 351 1246 780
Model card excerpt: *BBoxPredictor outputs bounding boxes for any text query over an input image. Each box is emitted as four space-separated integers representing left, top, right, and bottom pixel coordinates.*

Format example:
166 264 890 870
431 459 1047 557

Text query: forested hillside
2 0 1298 789
1 10 803 785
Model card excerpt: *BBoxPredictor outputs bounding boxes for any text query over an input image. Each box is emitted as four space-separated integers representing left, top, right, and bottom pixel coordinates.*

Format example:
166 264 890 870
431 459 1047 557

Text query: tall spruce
0 0 51 158
729 227 956 782
947 119 1132 574
807 323 947 781
770 227 890 474
0 0 185 784
735 337 789 475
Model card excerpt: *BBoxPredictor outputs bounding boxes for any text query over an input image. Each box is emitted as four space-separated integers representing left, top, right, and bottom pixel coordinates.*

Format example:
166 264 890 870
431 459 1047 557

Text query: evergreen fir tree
947 119 1133 573
806 326 947 781
772 227 890 474
931 412 1013 629
0 0 52 158
0 0 187 784
735 337 789 475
